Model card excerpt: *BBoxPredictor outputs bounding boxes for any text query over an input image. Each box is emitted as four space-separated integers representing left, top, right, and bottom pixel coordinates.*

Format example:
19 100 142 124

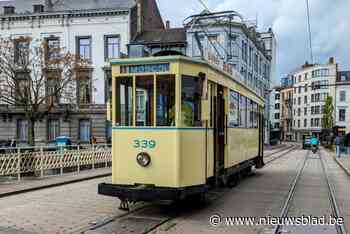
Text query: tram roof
110 56 265 106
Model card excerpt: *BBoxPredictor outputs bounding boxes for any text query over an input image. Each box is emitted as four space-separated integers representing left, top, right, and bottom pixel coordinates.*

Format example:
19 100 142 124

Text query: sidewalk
0 168 111 198
328 149 350 176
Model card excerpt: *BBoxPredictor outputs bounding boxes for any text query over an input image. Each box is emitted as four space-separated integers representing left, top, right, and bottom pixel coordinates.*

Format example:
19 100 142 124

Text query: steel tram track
264 145 295 158
83 146 299 234
270 149 346 234
264 145 298 165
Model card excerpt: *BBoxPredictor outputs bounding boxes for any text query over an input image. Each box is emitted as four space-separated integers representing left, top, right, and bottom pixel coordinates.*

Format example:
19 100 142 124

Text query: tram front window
181 76 203 127
156 75 175 126
116 77 133 126
136 76 154 126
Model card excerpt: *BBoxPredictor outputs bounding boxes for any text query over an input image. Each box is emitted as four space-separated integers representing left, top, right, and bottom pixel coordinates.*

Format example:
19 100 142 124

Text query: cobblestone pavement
153 149 306 234
0 168 111 197
323 149 350 232
2 146 349 234
0 177 123 234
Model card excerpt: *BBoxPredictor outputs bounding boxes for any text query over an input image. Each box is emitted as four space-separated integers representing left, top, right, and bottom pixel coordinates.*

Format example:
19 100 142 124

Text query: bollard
92 144 95 170
40 147 44 178
77 145 80 173
17 148 21 181
60 146 63 175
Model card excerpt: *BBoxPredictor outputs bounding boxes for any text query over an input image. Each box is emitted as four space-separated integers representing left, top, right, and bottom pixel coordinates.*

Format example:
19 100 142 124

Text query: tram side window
228 90 239 127
247 99 254 128
157 75 175 126
136 76 154 126
253 103 258 128
116 77 133 126
239 95 247 128
181 75 203 127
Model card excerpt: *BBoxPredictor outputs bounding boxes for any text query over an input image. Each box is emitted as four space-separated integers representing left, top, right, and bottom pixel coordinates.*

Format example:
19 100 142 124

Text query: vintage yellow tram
98 56 265 205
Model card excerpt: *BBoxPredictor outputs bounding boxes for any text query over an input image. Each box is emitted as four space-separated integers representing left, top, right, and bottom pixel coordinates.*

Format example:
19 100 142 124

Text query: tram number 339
133 139 156 149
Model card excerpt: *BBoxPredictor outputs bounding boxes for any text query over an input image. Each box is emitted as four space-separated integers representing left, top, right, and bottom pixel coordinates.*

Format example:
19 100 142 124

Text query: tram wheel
119 199 130 211
227 174 239 188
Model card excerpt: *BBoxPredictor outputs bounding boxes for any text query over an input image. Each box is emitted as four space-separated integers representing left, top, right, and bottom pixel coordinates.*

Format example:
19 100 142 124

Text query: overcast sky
158 0 350 84
1 0 348 85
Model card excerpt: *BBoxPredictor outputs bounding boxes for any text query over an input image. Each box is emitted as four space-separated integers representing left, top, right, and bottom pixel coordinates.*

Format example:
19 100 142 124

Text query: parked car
302 135 311 149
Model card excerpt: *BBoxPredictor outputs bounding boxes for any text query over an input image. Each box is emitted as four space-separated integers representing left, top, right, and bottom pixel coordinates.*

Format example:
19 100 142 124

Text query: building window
46 71 61 104
275 103 280 110
14 38 30 66
77 71 92 104
304 107 307 116
298 97 301 105
305 84 308 92
48 119 60 141
79 119 91 142
105 35 120 60
304 119 307 127
314 118 320 127
311 106 315 115
298 120 300 128
275 113 280 120
339 109 346 122
275 93 280 100
274 123 280 129
312 68 329 78
311 118 314 127
298 86 301 93
340 91 346 102
46 37 60 62
17 119 28 142
77 36 91 60
315 106 320 114
304 96 308 104
298 108 301 116
304 73 308 80
298 75 301 83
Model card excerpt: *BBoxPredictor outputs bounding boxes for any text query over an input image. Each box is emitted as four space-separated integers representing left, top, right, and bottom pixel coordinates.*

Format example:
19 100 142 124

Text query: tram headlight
136 152 151 167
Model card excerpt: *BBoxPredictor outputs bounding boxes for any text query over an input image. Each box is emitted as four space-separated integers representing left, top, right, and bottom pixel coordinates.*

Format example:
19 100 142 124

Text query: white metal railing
0 144 112 181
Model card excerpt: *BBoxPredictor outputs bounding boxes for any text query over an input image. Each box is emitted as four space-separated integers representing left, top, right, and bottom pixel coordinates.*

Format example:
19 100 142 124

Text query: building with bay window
290 58 337 141
335 71 350 135
0 0 164 145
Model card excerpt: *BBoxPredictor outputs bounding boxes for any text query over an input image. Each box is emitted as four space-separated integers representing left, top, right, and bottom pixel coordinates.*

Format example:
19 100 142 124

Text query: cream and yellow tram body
99 56 265 202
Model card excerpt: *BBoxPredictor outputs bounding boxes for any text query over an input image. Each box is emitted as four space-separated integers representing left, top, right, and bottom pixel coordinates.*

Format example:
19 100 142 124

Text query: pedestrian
91 136 97 145
335 135 342 158
346 133 350 156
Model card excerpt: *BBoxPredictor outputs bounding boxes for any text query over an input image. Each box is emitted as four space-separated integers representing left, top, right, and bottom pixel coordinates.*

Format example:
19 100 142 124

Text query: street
0 146 349 234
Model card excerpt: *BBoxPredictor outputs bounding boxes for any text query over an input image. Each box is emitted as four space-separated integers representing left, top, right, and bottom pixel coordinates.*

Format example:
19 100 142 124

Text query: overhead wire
305 0 314 64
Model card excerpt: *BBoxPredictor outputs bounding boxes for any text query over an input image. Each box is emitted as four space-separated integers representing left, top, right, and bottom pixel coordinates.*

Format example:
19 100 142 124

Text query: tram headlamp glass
136 152 151 167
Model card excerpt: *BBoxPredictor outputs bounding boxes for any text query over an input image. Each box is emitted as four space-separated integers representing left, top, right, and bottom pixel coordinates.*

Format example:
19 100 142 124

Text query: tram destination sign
121 63 170 74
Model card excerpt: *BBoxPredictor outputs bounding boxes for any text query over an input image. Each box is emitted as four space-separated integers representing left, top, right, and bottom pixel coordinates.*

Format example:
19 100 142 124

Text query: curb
0 172 112 198
333 157 350 176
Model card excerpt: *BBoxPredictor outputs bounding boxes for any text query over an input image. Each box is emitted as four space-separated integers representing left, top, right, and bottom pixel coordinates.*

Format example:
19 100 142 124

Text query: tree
322 96 334 130
0 37 87 146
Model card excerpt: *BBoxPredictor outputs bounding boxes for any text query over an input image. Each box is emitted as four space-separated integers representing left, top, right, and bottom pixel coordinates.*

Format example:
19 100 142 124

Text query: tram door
214 84 226 185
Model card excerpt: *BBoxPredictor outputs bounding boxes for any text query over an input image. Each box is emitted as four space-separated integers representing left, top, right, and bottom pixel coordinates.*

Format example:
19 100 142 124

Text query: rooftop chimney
3 6 15 15
329 57 335 64
33 4 45 13
166 20 170 29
